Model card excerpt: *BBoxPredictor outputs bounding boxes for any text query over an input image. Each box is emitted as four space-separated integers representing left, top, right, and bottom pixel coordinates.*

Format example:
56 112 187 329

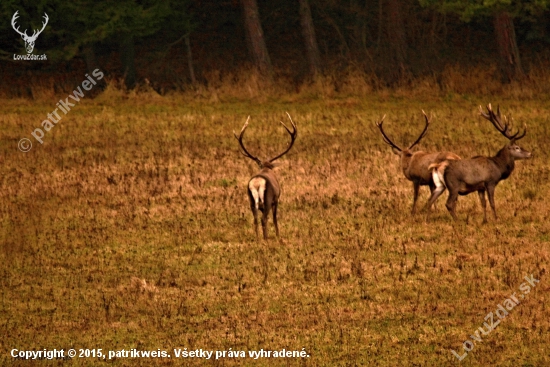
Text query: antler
11 11 48 41
479 104 526 141
234 116 262 167
376 111 431 151
376 115 402 151
30 13 49 40
11 11 27 38
268 112 298 163
407 110 431 149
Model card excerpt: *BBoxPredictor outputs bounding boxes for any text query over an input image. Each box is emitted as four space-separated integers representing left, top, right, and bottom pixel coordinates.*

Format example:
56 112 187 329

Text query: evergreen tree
419 0 548 81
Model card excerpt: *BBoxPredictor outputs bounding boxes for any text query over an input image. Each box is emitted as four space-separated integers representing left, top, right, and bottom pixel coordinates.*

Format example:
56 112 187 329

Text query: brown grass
0 84 549 366
4 61 550 101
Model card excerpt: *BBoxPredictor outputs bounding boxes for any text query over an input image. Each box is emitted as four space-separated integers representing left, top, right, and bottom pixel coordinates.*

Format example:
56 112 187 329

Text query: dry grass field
1 84 549 366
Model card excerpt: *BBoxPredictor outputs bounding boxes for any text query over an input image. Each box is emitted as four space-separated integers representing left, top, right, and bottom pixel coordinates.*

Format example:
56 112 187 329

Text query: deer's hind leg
272 199 279 237
426 161 449 213
248 190 260 239
428 183 437 210
425 185 446 215
260 185 276 240
260 210 269 240
248 189 260 239
445 188 459 220
411 181 420 214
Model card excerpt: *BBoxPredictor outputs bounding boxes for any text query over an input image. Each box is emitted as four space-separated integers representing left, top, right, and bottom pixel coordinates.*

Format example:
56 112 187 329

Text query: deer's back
407 151 460 183
250 170 281 199
446 157 501 187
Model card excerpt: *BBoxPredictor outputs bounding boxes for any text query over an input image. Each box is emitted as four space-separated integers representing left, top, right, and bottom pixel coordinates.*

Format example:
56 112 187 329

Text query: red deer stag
376 111 461 214
234 113 297 239
427 104 531 223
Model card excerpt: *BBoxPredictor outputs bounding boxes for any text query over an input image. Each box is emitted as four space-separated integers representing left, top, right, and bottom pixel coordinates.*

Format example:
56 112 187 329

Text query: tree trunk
385 0 407 80
298 0 321 77
82 44 106 92
120 33 136 89
241 0 272 77
377 0 383 49
184 34 196 85
494 11 524 82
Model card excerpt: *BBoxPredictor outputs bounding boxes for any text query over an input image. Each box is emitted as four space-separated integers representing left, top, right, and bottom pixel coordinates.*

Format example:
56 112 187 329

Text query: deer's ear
270 162 282 168
391 147 401 156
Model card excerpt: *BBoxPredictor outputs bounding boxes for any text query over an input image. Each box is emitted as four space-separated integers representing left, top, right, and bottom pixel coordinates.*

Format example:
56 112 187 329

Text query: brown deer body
427 104 531 223
376 111 461 214
234 114 297 239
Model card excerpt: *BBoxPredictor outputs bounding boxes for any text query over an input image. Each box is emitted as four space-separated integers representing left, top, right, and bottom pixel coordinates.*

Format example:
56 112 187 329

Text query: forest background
1 0 549 98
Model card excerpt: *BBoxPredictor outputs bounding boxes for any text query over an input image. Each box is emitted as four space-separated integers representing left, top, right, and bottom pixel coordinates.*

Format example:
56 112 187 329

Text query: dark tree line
0 0 549 94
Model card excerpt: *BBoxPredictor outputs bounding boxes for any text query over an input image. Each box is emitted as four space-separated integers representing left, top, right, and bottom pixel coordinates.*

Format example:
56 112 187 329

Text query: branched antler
33 13 49 39
11 11 26 38
11 11 49 53
376 115 402 152
479 104 526 141
233 116 262 167
376 111 431 151
268 112 298 163
11 11 48 40
408 110 431 150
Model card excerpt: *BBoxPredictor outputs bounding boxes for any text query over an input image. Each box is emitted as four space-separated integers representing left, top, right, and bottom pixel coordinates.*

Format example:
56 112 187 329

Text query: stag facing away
427 104 531 223
234 113 297 240
376 111 461 214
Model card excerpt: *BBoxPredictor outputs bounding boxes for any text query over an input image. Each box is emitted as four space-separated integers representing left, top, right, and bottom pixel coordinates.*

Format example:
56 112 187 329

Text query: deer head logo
11 11 49 54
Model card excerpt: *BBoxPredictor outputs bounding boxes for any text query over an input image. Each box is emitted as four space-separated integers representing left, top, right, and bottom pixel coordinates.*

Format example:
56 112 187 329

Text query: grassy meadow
1 83 549 366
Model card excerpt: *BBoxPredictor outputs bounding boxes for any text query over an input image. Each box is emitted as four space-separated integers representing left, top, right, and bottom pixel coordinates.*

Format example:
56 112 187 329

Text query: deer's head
376 110 431 170
12 11 49 54
479 104 532 160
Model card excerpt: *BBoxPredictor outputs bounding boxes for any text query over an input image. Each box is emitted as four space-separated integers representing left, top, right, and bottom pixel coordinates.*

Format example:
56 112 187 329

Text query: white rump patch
429 161 449 195
249 177 267 210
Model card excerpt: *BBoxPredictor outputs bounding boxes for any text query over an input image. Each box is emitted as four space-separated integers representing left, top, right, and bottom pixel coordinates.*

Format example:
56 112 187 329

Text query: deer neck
493 145 515 180
256 167 277 182
400 153 413 179
259 167 273 175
